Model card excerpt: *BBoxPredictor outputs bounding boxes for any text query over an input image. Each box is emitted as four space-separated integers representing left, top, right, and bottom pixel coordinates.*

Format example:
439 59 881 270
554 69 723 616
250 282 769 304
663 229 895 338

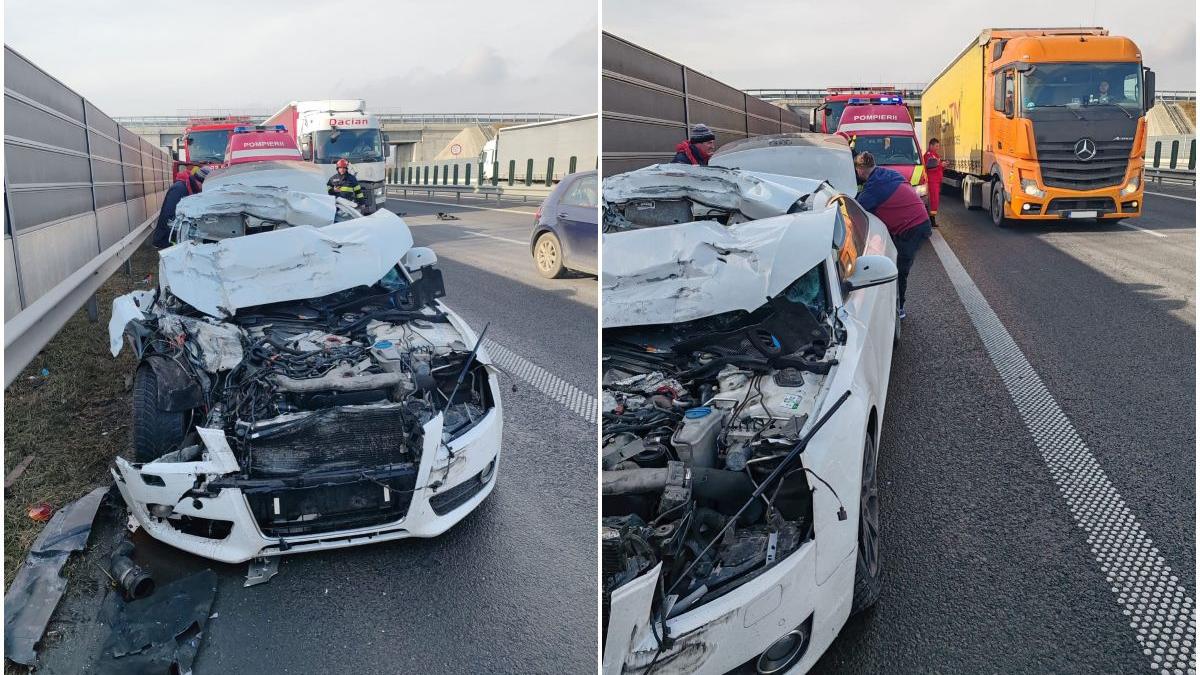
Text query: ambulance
836 96 930 209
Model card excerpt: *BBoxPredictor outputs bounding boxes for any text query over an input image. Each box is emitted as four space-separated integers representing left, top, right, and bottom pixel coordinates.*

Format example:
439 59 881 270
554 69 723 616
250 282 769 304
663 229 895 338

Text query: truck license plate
1068 211 1098 219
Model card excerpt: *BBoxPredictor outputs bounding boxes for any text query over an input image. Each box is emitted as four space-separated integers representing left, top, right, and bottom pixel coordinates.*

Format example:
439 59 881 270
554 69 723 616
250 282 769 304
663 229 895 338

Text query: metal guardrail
113 113 572 126
394 154 590 189
1145 168 1196 186
386 184 552 205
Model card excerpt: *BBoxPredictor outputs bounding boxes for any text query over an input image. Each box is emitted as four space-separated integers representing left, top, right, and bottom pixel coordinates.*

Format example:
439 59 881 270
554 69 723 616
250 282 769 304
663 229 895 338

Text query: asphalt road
35 196 598 674
812 187 1196 673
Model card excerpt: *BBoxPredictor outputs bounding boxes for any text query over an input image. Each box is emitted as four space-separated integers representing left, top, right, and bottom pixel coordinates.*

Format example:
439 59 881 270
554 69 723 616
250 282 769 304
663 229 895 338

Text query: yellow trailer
921 28 1154 226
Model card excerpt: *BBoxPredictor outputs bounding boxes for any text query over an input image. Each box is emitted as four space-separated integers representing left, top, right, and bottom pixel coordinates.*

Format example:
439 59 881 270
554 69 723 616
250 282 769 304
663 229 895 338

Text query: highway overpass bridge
115 113 571 166
745 87 1196 132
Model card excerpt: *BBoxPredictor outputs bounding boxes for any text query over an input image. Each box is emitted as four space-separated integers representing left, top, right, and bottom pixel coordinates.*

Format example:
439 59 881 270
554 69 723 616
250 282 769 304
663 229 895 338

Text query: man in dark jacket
327 158 365 206
153 168 206 249
672 124 716 166
854 151 931 319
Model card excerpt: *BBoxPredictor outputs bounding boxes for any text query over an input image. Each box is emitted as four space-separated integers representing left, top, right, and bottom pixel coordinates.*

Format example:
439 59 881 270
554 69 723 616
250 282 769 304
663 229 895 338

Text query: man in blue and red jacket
672 124 716 166
854 151 931 319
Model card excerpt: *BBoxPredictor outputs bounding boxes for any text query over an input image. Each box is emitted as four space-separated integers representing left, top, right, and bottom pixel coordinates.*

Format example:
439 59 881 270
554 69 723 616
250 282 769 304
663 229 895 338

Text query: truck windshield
1020 62 1143 114
314 129 384 163
824 102 848 131
186 130 231 163
849 135 919 164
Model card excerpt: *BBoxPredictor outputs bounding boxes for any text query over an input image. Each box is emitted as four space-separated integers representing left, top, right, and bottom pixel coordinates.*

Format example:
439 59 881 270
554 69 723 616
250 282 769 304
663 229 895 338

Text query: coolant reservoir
671 407 723 468
370 340 407 372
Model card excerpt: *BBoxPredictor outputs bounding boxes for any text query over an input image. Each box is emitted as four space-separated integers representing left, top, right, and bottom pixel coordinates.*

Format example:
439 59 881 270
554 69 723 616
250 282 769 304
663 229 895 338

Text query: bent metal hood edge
158 208 414 318
602 210 835 328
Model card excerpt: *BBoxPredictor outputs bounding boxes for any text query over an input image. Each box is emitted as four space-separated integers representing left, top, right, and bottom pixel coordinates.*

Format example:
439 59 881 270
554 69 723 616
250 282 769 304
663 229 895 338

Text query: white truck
263 100 388 213
480 114 597 182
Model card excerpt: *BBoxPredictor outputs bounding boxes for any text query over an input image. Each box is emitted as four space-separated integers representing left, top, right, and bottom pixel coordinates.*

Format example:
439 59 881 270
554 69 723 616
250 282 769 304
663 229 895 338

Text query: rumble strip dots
929 231 1196 675
483 339 597 424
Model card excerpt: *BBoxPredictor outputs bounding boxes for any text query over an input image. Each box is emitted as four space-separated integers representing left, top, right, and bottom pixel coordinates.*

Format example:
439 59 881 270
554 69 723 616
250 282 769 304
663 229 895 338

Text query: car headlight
1120 172 1140 195
1020 178 1045 198
915 183 928 197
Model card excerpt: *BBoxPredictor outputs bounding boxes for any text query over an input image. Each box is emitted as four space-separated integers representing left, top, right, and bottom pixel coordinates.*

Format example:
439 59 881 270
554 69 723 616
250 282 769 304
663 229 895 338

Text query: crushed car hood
602 164 821 221
175 183 336 229
203 160 331 195
159 208 413 318
602 210 835 328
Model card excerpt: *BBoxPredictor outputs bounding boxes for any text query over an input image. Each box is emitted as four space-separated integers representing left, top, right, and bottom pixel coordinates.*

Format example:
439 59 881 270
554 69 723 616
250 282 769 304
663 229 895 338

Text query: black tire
851 431 882 614
132 363 186 463
990 182 1009 228
533 232 566 279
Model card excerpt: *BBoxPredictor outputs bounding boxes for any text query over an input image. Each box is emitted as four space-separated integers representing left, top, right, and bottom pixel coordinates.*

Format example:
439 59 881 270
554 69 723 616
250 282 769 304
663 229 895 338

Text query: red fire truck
172 116 253 174
809 87 910 134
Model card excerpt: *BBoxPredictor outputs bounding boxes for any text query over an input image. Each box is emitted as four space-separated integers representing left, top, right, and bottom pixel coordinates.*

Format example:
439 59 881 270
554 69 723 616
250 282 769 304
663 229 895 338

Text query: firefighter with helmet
327 159 365 207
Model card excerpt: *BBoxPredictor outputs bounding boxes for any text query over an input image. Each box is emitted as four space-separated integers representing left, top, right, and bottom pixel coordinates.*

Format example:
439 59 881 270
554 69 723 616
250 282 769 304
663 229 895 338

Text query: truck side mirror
1143 68 1156 112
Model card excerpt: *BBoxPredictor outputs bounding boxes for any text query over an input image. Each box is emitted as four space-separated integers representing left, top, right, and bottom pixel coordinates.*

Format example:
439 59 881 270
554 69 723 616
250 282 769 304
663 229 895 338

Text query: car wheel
132 363 186 462
851 431 882 615
533 232 566 279
990 182 1009 228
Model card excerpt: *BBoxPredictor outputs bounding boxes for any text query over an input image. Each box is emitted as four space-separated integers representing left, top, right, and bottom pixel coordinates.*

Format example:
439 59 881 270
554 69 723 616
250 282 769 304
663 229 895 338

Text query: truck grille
1045 198 1116 215
1034 139 1131 190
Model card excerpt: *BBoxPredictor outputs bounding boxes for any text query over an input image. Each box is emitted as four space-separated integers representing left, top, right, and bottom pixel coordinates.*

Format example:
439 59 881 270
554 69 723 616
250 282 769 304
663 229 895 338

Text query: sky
3 0 597 116
604 0 1197 91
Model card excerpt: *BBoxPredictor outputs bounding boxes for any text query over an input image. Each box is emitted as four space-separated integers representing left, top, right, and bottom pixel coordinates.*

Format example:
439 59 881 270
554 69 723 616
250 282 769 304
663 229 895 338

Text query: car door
554 173 598 274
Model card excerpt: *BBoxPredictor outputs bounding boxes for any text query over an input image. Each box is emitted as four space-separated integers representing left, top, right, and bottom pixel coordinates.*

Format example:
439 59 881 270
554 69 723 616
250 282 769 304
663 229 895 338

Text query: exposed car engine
124 266 494 537
601 270 838 636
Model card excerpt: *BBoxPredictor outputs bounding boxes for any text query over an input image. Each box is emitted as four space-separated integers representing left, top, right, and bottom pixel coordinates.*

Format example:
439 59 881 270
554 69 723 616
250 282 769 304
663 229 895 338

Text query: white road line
386 195 539 215
1145 191 1196 202
463 231 527 246
1118 222 1169 238
929 231 1196 674
483 339 595 424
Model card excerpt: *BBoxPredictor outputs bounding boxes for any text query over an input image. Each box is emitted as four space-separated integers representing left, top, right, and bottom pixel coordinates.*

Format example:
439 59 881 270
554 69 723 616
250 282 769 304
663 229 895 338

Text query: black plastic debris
94 569 217 675
435 212 460 220
4 486 107 666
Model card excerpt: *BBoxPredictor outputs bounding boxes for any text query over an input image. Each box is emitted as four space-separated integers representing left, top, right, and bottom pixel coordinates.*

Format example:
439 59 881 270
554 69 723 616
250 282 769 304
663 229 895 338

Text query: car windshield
1020 62 1143 114
849 135 919 165
186 130 231 163
314 129 384 163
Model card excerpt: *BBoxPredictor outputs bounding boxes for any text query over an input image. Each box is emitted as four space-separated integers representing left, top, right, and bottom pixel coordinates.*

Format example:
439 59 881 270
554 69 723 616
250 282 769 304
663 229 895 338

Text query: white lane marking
1145 191 1196 202
463 230 527 246
386 195 538 215
484 340 595 424
1118 222 1169 239
929 231 1196 674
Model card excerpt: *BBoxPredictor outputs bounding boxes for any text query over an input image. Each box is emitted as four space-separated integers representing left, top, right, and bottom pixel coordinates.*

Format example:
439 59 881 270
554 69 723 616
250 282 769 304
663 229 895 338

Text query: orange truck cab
922 28 1154 226
836 97 929 209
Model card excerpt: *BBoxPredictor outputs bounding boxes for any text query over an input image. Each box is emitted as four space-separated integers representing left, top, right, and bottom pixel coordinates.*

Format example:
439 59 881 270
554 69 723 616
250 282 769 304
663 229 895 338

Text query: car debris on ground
4 486 108 666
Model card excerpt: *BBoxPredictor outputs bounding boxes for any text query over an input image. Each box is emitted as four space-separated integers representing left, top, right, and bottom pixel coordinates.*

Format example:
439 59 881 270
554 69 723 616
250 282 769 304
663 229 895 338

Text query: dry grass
4 242 158 589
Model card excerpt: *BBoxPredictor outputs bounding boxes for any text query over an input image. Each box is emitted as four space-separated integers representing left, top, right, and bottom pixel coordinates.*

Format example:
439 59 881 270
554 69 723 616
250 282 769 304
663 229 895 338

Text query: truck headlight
1120 172 1140 196
1020 178 1045 198
375 188 384 197
915 183 928 197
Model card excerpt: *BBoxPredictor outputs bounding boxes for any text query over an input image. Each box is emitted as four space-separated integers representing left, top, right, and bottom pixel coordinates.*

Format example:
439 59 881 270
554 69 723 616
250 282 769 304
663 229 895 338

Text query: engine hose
601 467 753 501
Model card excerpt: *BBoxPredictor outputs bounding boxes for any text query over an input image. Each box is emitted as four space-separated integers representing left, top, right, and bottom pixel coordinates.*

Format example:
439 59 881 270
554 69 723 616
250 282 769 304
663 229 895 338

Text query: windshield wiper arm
1032 104 1084 120
1087 102 1133 119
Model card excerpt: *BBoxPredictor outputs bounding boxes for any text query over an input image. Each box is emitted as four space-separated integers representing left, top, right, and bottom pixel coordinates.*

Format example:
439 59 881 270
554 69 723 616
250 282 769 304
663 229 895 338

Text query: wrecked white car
601 135 898 674
109 167 502 564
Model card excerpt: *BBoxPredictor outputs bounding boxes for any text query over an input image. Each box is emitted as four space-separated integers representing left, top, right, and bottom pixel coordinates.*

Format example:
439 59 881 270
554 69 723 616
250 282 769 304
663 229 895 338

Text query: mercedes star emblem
1074 138 1097 161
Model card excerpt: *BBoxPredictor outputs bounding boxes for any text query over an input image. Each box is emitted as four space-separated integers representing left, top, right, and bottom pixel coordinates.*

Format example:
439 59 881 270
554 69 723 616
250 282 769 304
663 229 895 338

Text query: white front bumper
605 541 856 675
113 396 503 564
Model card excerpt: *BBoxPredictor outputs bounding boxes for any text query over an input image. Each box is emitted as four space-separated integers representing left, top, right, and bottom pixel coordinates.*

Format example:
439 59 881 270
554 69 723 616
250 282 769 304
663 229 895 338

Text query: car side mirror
403 246 438 273
843 255 898 293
